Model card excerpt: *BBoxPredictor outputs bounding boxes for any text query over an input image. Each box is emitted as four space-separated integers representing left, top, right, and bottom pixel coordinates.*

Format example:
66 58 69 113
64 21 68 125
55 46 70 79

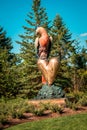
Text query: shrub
11 107 25 119
10 101 26 119
32 107 45 116
40 102 51 110
78 95 87 106
0 114 8 125
24 103 35 113
65 98 78 110
0 102 11 125
50 104 63 114
66 92 84 103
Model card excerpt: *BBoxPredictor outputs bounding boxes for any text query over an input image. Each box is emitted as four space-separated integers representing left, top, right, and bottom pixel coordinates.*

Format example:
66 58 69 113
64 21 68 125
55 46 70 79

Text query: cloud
80 33 87 37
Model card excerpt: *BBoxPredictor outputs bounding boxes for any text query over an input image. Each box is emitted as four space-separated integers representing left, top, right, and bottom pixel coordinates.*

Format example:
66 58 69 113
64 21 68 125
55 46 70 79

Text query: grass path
6 113 87 130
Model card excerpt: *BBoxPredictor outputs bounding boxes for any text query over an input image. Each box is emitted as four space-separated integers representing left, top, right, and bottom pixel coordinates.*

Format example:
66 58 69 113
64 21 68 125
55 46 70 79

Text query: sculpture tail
42 75 47 84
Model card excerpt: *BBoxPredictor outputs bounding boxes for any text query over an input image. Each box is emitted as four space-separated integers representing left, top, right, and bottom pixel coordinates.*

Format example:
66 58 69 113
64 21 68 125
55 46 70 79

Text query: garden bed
0 98 87 129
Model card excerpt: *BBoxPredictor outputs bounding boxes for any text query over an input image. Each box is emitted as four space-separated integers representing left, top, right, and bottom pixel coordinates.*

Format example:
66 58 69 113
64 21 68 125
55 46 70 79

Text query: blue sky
0 0 87 53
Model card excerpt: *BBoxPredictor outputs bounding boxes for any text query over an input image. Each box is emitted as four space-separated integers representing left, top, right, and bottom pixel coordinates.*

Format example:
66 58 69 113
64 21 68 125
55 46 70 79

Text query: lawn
6 113 87 130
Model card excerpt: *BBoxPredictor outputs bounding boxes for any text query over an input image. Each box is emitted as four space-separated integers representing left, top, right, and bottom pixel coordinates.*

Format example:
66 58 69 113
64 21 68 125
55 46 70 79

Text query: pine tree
50 14 75 59
0 26 18 98
71 44 87 92
16 0 51 98
50 14 75 89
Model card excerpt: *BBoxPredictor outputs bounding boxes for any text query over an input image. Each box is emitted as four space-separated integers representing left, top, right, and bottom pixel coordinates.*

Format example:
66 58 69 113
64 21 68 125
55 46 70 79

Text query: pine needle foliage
16 0 51 98
0 26 18 98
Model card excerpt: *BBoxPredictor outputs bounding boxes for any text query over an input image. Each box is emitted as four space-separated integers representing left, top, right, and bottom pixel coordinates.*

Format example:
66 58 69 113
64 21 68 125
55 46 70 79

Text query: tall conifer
16 0 50 98
50 14 75 88
0 26 18 98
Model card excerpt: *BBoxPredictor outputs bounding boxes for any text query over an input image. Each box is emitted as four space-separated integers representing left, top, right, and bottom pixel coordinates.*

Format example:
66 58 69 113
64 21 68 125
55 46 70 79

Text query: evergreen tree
50 14 75 59
71 44 87 92
50 14 75 90
16 0 51 98
0 26 18 98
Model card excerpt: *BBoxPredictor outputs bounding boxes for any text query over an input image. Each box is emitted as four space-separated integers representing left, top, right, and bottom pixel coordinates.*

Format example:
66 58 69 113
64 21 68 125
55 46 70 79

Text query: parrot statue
35 26 52 60
35 27 52 85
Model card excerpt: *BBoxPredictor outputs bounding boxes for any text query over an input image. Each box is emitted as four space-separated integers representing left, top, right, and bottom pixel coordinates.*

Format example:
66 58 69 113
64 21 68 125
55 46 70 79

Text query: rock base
35 84 65 100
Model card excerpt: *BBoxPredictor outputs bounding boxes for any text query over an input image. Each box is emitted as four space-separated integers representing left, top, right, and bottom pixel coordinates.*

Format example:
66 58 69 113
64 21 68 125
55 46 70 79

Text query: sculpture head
36 27 48 36
35 26 51 60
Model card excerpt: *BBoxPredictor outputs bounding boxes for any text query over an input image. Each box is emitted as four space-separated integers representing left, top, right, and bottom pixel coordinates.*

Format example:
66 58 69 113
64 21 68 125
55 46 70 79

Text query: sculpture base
35 84 65 100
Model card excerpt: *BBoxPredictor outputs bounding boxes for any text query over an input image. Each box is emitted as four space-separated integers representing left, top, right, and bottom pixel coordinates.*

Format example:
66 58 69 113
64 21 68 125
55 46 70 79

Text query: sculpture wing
35 37 39 49
35 37 40 57
47 36 52 57
49 36 52 43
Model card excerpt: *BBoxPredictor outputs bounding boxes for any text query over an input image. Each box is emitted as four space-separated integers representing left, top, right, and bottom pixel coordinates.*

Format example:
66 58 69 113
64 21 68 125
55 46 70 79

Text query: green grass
6 113 87 130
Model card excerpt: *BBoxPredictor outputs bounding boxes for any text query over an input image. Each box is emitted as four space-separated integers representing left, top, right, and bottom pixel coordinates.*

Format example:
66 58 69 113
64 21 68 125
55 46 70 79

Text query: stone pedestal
35 84 65 100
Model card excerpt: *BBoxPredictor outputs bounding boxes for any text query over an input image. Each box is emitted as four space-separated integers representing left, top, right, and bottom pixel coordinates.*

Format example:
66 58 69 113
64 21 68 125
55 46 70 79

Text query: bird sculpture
35 27 59 86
